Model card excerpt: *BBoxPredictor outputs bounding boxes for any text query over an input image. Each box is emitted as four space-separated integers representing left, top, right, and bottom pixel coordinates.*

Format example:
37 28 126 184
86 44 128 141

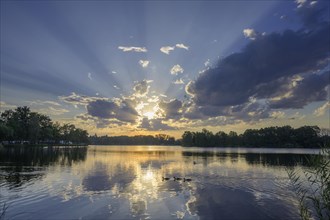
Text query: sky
1 0 329 138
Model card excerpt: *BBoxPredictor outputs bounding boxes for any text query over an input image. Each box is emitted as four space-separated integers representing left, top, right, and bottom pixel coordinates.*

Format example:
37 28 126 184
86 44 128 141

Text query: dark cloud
296 0 329 29
270 71 330 109
186 5 329 120
87 99 139 123
158 99 183 119
139 118 175 131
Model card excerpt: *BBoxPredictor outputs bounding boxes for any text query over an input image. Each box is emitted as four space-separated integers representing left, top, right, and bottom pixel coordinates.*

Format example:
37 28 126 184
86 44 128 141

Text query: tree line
89 133 179 145
0 106 89 145
181 126 330 148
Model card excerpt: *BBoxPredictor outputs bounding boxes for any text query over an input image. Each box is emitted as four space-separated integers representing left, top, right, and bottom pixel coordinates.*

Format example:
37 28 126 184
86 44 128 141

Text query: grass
287 147 330 220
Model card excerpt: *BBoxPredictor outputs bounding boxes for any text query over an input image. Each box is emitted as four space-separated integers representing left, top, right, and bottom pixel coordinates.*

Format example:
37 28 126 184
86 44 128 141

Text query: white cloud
310 1 317 6
170 64 184 75
118 46 147 52
176 43 189 50
173 78 184 85
88 72 93 80
139 60 150 68
113 85 120 90
243 28 258 40
160 46 175 55
295 0 307 8
314 101 330 117
111 71 117 74
204 59 211 67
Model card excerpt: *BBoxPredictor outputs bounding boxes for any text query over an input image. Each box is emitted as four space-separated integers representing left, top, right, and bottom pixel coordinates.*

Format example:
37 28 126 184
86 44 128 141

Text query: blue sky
1 0 329 137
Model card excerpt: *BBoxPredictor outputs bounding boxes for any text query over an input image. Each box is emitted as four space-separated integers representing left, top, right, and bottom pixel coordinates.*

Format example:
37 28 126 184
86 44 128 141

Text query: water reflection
0 146 318 219
0 146 87 188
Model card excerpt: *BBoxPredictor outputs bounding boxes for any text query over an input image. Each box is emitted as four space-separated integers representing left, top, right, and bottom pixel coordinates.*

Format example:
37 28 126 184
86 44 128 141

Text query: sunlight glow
143 111 156 119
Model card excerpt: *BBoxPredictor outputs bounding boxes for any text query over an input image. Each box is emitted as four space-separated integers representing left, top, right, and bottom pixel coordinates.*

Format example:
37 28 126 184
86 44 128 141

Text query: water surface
0 145 319 219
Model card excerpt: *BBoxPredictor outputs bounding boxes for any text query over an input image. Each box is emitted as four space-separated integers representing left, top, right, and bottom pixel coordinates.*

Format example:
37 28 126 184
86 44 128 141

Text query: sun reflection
143 170 154 180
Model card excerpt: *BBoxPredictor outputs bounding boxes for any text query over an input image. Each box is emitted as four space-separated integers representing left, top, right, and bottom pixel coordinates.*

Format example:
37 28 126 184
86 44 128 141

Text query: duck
173 176 182 181
183 178 192 182
162 177 170 181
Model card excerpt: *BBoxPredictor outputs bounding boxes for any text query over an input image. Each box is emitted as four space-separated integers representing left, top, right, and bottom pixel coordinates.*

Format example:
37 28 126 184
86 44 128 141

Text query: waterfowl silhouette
162 177 170 181
173 177 182 181
183 178 192 182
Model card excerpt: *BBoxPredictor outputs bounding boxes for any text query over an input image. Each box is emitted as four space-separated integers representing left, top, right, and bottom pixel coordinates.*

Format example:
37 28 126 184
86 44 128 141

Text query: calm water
0 146 320 220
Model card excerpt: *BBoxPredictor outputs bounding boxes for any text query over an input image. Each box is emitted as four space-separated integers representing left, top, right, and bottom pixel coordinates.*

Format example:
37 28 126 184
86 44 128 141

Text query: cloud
29 100 61 106
173 78 185 85
133 80 152 97
296 0 308 8
0 101 16 110
59 92 106 106
175 43 189 50
243 28 258 40
187 25 329 110
37 106 69 116
88 72 93 80
204 59 211 67
269 72 329 109
87 99 139 123
139 60 150 68
184 5 329 122
313 101 330 116
139 118 175 131
160 46 175 55
118 46 147 52
296 0 327 28
170 64 184 75
158 99 183 119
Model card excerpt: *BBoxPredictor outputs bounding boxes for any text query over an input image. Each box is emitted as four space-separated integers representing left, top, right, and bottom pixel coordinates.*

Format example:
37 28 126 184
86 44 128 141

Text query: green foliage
0 106 89 145
181 126 329 148
288 147 330 220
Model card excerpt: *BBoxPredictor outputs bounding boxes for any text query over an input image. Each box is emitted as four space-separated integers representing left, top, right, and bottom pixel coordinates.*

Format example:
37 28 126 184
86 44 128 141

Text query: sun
136 100 161 120
143 111 156 119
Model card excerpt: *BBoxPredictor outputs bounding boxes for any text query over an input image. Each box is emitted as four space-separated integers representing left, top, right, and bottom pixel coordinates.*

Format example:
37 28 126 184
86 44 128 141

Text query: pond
0 145 320 219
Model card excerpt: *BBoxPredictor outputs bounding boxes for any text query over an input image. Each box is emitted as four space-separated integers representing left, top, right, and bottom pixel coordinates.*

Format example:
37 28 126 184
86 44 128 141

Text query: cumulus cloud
139 118 175 131
187 26 329 108
160 46 175 55
158 99 183 119
313 101 330 116
133 80 152 97
87 99 138 123
170 64 184 75
139 60 150 68
118 46 147 52
243 28 258 40
185 6 329 122
176 43 189 50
